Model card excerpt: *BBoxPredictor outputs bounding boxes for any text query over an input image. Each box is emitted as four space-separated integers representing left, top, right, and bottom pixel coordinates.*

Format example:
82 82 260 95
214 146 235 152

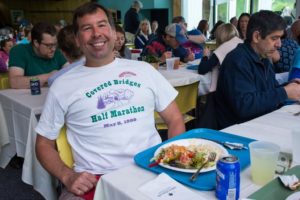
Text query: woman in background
197 19 209 38
0 37 14 73
114 24 131 59
134 19 152 49
209 20 224 40
151 20 159 37
237 13 250 40
198 23 242 93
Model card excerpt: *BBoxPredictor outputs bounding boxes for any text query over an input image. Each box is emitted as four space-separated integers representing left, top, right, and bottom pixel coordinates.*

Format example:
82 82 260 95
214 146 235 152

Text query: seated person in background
230 16 238 28
197 19 209 38
17 25 32 45
237 13 251 40
172 16 206 59
209 20 224 40
134 19 151 49
35 3 185 199
215 10 300 129
0 36 14 73
150 20 159 38
198 23 243 93
289 19 300 80
114 24 132 59
141 23 194 63
48 25 84 86
272 30 298 73
9 22 67 89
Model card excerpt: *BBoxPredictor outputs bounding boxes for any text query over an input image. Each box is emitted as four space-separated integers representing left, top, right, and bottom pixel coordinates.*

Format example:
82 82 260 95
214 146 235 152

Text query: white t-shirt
36 58 177 174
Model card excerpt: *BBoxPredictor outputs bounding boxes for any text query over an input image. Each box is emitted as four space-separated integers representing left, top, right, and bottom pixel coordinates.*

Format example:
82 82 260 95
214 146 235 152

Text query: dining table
157 59 213 96
0 88 58 200
93 103 300 200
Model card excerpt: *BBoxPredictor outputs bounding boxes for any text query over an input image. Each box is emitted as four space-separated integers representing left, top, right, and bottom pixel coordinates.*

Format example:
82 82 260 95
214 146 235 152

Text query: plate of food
151 138 228 173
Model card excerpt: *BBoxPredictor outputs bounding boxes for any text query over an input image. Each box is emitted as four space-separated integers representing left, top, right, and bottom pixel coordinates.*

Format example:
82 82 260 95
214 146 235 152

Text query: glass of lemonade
249 141 280 185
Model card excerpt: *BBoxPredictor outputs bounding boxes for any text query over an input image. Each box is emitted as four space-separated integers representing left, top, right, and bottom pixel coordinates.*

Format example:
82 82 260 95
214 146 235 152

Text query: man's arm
9 67 57 89
187 34 206 44
158 101 185 139
36 134 98 196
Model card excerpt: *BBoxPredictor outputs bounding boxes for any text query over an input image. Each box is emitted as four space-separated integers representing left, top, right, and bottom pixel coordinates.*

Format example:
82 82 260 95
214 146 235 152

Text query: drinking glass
249 141 280 185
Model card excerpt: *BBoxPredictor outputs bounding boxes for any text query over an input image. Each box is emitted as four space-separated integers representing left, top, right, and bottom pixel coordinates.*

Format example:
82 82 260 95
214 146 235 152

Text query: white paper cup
292 126 300 163
249 141 280 185
166 58 175 70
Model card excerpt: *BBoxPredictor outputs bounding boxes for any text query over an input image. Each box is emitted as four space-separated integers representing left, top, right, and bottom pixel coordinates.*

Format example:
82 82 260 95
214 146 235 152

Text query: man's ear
33 39 39 48
252 31 260 43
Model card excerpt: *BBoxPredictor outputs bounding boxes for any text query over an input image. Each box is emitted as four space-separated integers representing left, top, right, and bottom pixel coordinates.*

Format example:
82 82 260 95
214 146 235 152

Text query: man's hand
184 48 195 62
284 78 300 100
203 47 210 57
160 51 172 62
62 171 98 196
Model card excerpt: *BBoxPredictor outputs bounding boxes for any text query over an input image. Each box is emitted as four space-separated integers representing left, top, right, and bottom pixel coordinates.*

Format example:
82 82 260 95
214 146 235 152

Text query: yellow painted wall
1 0 89 26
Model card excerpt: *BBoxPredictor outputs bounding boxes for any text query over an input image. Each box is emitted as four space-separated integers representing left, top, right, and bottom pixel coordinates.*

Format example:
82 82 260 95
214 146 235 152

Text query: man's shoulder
10 44 31 54
221 43 250 69
224 43 247 59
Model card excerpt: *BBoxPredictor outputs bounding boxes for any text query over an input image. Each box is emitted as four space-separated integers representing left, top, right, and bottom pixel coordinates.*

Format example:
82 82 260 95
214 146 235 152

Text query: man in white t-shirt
35 2 185 199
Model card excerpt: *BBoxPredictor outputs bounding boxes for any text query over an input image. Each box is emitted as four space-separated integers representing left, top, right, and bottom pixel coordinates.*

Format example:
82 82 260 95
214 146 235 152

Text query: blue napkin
134 128 255 191
186 65 199 70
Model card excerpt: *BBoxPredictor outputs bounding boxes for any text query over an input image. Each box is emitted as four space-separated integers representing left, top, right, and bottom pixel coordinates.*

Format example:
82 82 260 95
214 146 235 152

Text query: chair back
56 126 74 168
175 81 199 114
155 81 199 129
0 73 9 89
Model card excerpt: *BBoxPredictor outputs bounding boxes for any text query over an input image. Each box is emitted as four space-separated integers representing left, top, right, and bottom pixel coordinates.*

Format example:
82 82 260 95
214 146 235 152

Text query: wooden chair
0 73 9 89
56 126 74 168
155 81 199 130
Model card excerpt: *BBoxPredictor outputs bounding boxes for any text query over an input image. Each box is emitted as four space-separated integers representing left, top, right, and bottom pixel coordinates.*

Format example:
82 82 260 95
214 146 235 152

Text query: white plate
285 191 300 200
154 138 228 173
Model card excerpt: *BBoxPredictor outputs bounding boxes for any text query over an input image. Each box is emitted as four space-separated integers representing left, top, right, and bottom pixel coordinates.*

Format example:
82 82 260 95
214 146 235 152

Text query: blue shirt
289 47 300 80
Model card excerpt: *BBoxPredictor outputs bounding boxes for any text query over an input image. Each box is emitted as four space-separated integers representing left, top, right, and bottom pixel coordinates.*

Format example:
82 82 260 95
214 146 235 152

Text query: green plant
142 55 160 63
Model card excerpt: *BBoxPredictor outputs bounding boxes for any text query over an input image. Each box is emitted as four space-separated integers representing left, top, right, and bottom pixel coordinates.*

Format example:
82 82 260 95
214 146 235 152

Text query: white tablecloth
158 68 201 87
0 88 57 200
94 104 300 200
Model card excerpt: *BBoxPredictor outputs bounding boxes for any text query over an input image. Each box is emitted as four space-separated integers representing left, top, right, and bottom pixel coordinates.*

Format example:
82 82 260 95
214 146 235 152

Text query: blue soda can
30 77 41 95
216 155 240 200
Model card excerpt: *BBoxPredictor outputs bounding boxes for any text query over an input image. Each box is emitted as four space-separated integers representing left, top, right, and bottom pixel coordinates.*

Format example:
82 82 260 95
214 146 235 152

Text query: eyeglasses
40 42 57 49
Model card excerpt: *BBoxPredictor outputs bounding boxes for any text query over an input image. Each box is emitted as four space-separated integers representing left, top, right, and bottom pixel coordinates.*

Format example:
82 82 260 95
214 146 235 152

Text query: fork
190 152 217 182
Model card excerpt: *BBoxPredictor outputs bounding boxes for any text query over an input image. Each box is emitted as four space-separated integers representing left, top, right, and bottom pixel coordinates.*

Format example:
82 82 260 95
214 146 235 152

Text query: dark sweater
215 42 287 129
124 8 140 34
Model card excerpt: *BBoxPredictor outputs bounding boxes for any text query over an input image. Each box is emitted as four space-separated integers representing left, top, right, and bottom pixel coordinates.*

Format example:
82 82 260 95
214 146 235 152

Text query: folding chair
0 73 9 89
155 81 199 130
56 126 73 168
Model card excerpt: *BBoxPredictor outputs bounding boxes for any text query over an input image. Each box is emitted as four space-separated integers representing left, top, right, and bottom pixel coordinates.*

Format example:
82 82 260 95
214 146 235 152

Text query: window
181 0 203 30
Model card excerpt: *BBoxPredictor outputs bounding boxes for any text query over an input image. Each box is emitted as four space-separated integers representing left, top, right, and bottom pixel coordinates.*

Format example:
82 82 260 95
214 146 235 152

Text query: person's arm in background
36 134 98 196
158 101 185 139
174 47 194 63
197 47 220 74
9 67 57 89
188 34 206 44
187 29 206 44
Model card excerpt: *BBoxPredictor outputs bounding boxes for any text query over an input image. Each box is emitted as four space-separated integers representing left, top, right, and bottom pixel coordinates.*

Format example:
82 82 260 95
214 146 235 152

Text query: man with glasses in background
9 22 67 89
